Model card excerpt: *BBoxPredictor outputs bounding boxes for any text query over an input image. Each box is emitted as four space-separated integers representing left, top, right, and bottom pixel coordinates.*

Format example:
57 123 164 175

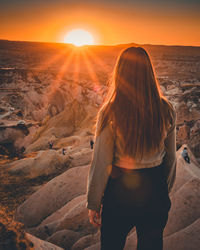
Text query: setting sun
64 29 94 47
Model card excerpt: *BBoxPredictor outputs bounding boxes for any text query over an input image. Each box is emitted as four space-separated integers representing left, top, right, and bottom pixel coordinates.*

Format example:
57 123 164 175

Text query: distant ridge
0 39 200 49
0 38 200 72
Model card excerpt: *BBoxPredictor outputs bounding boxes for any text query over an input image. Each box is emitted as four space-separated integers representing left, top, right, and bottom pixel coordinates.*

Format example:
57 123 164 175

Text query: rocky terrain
0 40 200 249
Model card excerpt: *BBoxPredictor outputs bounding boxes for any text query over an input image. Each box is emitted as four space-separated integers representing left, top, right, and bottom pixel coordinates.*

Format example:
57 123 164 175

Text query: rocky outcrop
47 230 81 250
26 233 64 250
71 231 100 250
1 52 200 159
54 200 96 235
163 219 200 250
2 41 200 250
40 195 86 226
27 196 90 242
85 243 100 250
70 148 93 167
161 78 200 159
164 146 200 237
165 178 200 236
8 150 71 178
12 144 200 250
25 100 88 153
31 198 97 244
15 165 89 227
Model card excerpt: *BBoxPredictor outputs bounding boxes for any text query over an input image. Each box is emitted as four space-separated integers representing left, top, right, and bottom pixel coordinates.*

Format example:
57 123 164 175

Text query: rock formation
1 41 200 249
7 150 70 178
15 165 89 227
12 145 200 250
26 233 64 250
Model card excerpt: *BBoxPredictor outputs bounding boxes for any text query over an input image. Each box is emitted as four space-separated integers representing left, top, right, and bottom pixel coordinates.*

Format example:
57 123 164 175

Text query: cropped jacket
86 108 176 212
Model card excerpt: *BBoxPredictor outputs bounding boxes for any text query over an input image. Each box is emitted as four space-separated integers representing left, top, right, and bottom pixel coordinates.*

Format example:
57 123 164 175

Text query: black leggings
100 163 171 250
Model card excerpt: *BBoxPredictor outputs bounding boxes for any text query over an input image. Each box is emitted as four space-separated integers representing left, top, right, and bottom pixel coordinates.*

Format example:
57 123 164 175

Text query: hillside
0 40 200 249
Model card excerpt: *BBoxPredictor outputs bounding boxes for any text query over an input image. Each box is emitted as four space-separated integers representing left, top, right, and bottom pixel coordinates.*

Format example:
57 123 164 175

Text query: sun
64 29 94 47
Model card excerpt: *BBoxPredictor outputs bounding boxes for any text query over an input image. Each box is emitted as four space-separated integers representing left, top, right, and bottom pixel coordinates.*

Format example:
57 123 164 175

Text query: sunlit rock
47 229 81 250
8 150 70 178
26 233 64 250
54 200 97 235
25 100 87 153
85 242 100 250
71 231 100 250
41 195 86 226
164 219 200 250
15 165 89 227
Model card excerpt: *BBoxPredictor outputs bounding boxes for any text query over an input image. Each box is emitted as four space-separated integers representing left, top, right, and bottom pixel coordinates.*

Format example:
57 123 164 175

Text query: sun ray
85 49 110 73
55 50 75 84
47 50 76 104
72 51 81 84
37 48 69 71
81 50 101 91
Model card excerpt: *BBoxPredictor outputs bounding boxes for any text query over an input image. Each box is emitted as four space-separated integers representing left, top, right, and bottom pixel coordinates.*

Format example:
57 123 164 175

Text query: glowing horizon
0 1 200 47
63 29 95 47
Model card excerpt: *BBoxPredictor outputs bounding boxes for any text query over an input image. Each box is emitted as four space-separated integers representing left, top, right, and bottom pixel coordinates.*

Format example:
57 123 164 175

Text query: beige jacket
86 109 176 212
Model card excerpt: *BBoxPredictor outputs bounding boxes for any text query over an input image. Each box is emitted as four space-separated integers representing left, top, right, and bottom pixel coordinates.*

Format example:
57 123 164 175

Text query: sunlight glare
64 29 94 47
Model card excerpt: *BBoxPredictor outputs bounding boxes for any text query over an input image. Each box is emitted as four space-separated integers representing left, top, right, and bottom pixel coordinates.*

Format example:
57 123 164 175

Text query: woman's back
86 46 176 250
111 101 176 170
87 47 176 212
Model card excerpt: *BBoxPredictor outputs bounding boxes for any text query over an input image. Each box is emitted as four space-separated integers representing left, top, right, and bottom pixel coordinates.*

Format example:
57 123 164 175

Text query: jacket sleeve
163 109 177 193
86 119 114 212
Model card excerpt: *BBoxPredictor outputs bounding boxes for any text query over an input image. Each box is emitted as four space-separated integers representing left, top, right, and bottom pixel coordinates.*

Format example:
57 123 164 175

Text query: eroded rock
15 165 89 227
8 150 70 178
26 233 64 250
47 229 81 250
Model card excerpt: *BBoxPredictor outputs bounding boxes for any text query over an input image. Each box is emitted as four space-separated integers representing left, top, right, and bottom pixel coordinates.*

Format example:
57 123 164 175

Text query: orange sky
1 2 200 46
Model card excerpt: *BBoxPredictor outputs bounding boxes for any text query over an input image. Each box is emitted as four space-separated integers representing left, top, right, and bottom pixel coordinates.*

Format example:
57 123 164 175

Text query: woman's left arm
86 121 114 220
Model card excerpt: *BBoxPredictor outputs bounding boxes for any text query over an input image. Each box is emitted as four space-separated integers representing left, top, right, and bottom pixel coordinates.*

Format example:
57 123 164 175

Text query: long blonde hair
97 46 174 159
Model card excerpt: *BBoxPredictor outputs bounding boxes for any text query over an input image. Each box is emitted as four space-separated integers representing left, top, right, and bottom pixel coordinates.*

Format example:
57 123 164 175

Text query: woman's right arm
163 109 177 193
86 117 114 213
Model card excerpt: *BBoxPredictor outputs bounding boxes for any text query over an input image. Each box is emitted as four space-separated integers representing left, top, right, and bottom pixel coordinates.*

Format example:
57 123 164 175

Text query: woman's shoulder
162 98 176 118
95 109 114 136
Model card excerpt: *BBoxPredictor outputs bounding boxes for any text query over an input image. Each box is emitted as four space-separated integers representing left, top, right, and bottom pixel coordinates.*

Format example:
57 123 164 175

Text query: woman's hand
88 209 101 227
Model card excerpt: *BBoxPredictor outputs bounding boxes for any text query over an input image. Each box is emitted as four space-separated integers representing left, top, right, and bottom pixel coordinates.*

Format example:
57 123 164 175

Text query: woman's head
113 47 162 104
97 46 174 159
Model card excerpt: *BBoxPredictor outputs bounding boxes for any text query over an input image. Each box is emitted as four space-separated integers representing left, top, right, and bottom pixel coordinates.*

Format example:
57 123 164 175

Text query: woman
86 47 176 250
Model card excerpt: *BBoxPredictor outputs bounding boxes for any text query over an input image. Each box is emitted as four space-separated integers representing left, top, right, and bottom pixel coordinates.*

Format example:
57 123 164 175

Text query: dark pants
184 156 190 164
100 163 171 250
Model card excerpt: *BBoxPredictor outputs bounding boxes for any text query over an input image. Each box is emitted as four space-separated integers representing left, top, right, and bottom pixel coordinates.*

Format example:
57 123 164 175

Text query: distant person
182 147 190 164
62 148 66 155
90 140 94 149
18 146 25 159
48 140 53 149
86 47 176 250
21 146 25 153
